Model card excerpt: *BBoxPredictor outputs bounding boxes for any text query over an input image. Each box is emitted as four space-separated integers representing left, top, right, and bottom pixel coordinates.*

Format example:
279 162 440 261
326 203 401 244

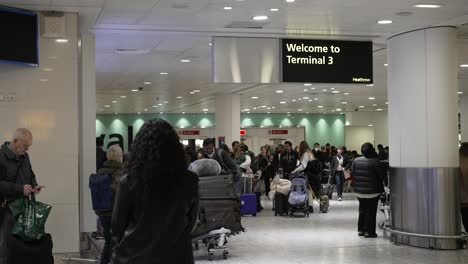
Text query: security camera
355 108 359 112
138 87 144 91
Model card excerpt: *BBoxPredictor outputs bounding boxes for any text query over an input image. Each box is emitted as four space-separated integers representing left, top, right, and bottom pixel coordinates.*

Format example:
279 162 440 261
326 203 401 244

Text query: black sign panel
281 39 373 84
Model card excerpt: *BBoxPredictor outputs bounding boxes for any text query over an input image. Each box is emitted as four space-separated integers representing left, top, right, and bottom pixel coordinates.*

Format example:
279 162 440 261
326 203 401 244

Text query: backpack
89 173 113 212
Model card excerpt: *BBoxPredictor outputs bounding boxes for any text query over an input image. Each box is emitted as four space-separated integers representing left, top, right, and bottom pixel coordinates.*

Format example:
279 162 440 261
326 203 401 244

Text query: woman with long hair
459 142 468 232
111 119 199 264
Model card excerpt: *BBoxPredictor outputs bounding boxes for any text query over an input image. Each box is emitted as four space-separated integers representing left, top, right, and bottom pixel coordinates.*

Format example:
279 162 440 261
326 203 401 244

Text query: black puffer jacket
351 143 384 194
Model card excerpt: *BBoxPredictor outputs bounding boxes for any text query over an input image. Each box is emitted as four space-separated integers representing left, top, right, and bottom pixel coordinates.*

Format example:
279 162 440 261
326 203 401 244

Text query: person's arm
293 153 310 173
111 176 131 246
221 151 239 172
0 163 24 198
240 155 251 170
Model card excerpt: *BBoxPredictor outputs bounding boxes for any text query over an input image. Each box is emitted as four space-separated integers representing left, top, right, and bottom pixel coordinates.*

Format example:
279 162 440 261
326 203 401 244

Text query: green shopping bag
9 194 52 241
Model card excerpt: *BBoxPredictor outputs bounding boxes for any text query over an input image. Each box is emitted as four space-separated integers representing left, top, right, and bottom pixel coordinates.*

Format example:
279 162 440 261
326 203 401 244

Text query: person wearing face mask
330 146 349 201
312 143 324 164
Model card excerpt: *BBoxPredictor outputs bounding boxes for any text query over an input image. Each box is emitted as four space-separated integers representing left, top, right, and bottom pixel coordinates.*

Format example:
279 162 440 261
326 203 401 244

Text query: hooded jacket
0 142 37 202
351 143 384 194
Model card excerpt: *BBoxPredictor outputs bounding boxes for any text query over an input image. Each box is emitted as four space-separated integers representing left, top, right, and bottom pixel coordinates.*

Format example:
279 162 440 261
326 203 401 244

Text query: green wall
96 113 344 152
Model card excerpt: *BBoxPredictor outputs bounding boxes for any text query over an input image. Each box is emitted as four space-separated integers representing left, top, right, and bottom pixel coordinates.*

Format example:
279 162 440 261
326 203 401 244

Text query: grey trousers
0 208 15 264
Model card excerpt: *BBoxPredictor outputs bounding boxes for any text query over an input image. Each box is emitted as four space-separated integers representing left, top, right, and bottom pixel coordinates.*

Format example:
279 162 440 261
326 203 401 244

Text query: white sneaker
338 197 342 201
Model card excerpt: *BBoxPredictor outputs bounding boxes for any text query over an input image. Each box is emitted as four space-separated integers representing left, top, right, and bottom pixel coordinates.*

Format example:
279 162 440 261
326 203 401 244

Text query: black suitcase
199 174 237 198
274 192 289 216
8 233 54 264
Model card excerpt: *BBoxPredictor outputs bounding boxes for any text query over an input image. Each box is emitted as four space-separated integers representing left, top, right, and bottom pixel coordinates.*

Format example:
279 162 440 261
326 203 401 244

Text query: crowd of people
2 120 468 264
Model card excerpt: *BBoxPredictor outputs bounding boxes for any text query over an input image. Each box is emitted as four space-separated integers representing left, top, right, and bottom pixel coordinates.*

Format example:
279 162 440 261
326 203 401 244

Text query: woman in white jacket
292 141 316 174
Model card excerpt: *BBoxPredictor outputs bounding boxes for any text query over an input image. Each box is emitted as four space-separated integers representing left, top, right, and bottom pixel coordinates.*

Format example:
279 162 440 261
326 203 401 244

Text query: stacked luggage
269 171 292 216
189 159 244 261
319 168 333 213
288 173 310 217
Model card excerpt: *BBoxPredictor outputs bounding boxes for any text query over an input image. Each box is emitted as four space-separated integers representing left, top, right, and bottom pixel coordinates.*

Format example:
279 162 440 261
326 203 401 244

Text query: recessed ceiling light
120 95 127 99
190 92 195 94
298 109 303 111
137 112 141 115
160 72 168 75
252 15 269 21
43 68 53 72
55 39 68 43
322 89 327 92
224 6 233 10
164 101 168 103
276 90 284 94
268 112 271 114
270 8 279 12
193 90 200 93
385 102 389 104
368 124 374 127
304 83 312 86
253 107 257 110
317 106 323 108
298 98 302 101
304 88 308 92
366 84 374 87
104 105 110 108
303 97 309 99
308 99 313 102
341 102 348 104
292 99 296 102
384 63 388 67
176 96 183 99
344 92 350 95
413 4 442 8
336 108 342 111
203 109 209 111
160 112 164 114
131 89 139 92
314 98 318 100
372 104 378 106
144 81 152 85
112 101 117 103
182 112 186 114
242 109 250 112
180 59 191 62
251 96 259 99
369 97 376 100
460 64 468 68
144 109 148 111
272 106 276 109
152 105 158 108
280 101 286 104
458 92 464 95
376 109 383 111
158 103 163 106
209 43 213 46
261 105 267 108
286 0 295 2
267 107 271 110
377 20 393 25
332 91 340 94
330 87 335 90
311 87 316 90
359 106 365 108
114 113 118 115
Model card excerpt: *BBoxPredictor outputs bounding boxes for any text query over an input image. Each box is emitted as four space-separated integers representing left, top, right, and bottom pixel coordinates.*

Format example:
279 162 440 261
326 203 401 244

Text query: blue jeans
98 215 112 264
335 171 344 198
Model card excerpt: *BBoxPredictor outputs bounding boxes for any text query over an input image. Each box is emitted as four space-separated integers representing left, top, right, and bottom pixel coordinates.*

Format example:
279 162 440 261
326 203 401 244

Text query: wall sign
269 130 289 135
179 130 200 135
240 130 246 135
281 39 373 84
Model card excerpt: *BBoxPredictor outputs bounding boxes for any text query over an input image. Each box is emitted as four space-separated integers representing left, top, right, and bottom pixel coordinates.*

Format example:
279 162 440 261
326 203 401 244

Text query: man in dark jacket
330 146 349 201
351 142 384 238
96 138 107 171
202 139 240 181
281 141 299 179
0 128 42 264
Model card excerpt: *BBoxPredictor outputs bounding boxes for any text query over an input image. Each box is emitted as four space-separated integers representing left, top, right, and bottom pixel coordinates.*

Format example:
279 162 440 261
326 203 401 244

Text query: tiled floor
194 193 468 264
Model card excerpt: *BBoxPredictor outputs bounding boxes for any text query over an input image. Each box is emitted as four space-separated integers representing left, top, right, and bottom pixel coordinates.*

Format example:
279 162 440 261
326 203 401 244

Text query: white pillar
215 94 240 147
460 79 468 142
79 33 97 232
388 27 460 249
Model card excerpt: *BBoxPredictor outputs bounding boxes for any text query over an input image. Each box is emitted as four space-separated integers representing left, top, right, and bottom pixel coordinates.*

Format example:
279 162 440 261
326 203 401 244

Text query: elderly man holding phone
0 128 43 263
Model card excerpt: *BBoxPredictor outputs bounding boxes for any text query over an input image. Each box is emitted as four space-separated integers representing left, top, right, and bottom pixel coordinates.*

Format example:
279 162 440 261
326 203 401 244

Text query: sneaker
364 233 378 238
358 231 365 237
338 197 342 201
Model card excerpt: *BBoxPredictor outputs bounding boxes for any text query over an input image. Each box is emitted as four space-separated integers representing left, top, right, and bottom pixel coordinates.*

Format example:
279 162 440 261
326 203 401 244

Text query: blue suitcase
240 193 257 216
240 177 257 216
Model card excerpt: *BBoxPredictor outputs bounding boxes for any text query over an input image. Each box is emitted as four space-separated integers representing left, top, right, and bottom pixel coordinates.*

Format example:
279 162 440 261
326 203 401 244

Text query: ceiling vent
225 21 270 29
171 3 190 9
115 49 150 55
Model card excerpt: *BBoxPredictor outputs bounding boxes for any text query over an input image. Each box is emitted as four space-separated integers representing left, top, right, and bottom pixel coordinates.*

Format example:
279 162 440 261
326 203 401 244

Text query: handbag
253 179 266 193
9 195 52 241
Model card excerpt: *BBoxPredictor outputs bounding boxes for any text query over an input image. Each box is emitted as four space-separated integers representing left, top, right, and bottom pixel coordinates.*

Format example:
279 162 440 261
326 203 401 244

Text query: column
460 79 468 142
388 27 460 249
79 33 97 232
215 94 240 147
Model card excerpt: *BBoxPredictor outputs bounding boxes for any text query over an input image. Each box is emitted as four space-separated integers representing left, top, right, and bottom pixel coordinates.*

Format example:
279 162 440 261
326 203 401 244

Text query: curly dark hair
127 118 188 204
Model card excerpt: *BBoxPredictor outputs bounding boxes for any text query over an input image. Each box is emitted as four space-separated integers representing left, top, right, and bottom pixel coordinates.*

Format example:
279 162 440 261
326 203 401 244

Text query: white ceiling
2 0 468 114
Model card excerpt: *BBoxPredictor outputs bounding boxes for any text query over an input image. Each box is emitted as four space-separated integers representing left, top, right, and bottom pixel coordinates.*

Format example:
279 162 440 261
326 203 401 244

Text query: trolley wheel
223 251 228 260
274 213 277 216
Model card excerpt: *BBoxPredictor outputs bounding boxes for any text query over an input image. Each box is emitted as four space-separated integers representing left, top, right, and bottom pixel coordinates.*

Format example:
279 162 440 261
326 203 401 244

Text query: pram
288 173 310 217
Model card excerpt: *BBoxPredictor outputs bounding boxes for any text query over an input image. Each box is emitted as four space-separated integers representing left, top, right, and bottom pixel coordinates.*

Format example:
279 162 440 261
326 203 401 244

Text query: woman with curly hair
111 119 199 264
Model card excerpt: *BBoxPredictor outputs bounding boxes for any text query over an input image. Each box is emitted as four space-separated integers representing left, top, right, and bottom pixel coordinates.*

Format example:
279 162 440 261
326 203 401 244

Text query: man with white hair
0 128 42 263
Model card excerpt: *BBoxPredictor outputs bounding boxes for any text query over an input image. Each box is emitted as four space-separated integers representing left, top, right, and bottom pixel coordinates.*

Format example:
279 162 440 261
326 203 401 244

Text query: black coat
330 154 350 181
96 147 107 171
111 171 199 264
0 142 37 202
351 156 384 194
282 150 299 175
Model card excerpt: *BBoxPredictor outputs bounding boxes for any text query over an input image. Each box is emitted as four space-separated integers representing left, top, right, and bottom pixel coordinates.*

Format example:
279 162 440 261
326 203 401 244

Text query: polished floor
194 193 468 264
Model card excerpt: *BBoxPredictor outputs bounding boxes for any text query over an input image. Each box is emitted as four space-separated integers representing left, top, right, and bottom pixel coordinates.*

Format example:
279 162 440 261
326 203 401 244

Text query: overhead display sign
281 39 373 84
179 130 200 136
269 130 288 135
